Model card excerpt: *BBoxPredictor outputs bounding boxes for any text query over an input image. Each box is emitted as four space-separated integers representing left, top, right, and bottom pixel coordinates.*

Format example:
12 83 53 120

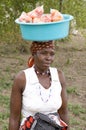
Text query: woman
9 41 70 130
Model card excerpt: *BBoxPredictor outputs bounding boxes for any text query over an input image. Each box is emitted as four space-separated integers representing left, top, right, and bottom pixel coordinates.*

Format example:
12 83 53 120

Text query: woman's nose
45 54 51 60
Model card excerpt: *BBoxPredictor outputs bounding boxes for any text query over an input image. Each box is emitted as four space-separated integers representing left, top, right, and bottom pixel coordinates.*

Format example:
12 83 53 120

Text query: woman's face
34 48 55 71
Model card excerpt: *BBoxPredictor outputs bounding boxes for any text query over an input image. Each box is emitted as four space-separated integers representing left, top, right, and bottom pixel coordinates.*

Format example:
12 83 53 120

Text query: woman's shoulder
13 70 26 91
57 69 64 76
50 67 63 76
57 69 66 88
51 67 66 87
15 70 25 81
15 67 32 80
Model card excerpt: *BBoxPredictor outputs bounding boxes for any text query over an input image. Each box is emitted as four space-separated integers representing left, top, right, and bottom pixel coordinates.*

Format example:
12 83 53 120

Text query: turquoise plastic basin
15 14 73 41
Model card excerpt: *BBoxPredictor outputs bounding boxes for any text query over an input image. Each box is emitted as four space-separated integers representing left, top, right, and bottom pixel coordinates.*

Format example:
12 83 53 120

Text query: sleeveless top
21 66 62 125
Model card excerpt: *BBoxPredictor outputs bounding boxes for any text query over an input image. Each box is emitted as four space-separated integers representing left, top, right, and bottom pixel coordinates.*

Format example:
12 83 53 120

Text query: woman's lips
43 62 51 67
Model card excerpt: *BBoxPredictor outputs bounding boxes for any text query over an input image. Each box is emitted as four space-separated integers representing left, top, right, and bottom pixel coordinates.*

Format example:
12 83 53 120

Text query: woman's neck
34 66 49 76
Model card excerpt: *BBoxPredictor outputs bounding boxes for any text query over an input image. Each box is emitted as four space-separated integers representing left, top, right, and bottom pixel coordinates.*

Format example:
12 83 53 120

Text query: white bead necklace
39 85 52 103
34 66 52 103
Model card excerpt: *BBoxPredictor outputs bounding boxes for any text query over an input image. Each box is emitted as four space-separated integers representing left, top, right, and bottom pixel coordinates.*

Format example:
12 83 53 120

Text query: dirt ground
0 30 86 130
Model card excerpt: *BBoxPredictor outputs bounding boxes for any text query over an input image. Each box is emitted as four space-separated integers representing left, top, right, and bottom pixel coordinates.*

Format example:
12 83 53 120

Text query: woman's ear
28 56 34 67
32 52 37 56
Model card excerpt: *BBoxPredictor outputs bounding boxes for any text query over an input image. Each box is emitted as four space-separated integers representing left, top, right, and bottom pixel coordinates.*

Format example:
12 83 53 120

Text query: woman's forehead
38 47 55 52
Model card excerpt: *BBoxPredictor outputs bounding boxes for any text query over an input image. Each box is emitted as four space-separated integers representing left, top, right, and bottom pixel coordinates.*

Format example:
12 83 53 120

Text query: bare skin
9 48 70 130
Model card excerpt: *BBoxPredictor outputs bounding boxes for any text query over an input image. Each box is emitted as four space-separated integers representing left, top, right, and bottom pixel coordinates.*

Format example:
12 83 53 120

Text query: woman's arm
58 70 70 130
9 71 25 130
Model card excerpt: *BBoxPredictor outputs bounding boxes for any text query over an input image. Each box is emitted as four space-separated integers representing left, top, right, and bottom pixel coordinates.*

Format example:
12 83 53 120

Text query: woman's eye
41 52 47 55
37 50 55 56
38 51 47 55
50 53 55 56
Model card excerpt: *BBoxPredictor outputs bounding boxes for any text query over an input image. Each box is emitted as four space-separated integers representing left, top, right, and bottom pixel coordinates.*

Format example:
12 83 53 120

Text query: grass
68 103 86 116
67 87 78 95
0 94 10 130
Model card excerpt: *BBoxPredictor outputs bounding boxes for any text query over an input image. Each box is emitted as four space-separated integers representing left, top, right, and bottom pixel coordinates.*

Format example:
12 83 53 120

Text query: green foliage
67 87 78 95
63 0 86 28
0 0 86 43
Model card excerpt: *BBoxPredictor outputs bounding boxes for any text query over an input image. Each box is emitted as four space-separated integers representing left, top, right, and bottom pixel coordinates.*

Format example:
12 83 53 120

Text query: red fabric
29 116 34 123
25 121 31 128
60 119 68 130
20 116 35 130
